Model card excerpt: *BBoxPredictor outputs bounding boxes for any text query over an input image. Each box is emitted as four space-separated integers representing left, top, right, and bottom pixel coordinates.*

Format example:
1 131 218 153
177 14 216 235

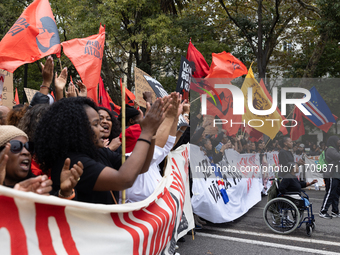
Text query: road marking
196 232 340 255
203 226 340 247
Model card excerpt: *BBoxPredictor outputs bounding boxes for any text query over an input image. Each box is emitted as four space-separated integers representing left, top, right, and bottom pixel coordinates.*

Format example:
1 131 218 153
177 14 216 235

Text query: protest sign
134 67 156 108
176 56 191 101
24 88 39 104
0 69 15 108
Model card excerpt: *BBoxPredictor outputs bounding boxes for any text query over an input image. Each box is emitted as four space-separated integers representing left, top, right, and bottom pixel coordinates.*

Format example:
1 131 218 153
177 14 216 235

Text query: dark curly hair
17 104 50 142
97 107 121 140
34 97 99 173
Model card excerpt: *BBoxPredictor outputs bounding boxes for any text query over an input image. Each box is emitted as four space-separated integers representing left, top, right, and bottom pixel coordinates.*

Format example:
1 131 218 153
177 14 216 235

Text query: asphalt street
177 188 340 255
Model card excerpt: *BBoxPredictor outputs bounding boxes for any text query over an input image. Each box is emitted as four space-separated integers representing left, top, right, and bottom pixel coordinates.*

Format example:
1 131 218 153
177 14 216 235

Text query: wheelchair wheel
312 222 316 231
263 197 300 234
306 225 312 237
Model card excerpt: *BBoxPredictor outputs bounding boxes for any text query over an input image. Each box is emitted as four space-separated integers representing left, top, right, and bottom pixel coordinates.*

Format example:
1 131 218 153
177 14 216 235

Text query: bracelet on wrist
183 113 189 117
178 129 185 134
40 85 51 90
58 189 75 200
137 138 151 145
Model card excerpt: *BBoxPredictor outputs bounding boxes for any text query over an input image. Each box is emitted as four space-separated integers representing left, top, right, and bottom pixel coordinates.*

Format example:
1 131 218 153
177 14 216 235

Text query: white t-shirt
122 135 176 203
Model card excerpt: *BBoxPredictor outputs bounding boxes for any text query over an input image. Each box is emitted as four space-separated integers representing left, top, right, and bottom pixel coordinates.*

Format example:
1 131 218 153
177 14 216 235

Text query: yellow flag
241 67 282 139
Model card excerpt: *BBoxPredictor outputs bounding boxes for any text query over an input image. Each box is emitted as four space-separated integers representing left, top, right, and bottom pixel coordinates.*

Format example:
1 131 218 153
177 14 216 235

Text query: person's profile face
86 107 105 148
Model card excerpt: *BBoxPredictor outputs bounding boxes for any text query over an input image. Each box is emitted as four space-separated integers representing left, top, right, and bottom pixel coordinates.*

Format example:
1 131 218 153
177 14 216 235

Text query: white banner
190 145 263 223
0 144 193 255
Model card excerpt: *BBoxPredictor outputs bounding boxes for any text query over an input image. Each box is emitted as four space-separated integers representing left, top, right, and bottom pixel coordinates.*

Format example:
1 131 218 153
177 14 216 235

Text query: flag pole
58 58 62 71
121 79 126 204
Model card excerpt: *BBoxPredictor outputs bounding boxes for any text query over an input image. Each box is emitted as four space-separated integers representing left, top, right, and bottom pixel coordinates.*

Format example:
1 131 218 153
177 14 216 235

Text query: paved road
177 189 340 255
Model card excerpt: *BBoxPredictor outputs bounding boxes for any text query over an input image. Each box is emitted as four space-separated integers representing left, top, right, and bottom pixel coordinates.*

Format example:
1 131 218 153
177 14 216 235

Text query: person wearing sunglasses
0 125 83 197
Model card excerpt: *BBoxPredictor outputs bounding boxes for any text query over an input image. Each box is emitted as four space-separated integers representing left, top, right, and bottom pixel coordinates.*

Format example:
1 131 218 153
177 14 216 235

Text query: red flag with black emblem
206 52 248 79
62 24 105 92
0 0 61 73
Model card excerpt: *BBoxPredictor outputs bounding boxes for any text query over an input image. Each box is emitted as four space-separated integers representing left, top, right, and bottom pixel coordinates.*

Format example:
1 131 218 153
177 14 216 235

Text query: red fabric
98 77 110 109
186 41 209 79
62 24 105 91
206 52 247 79
119 124 142 153
87 85 98 105
14 88 20 105
110 102 121 116
205 88 241 136
290 106 305 141
0 0 61 73
305 114 338 133
259 79 288 135
31 158 44 176
120 78 135 106
245 125 263 142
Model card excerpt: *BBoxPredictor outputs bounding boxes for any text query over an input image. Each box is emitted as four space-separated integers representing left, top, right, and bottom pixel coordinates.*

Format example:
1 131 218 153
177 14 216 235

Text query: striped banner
0 144 193 255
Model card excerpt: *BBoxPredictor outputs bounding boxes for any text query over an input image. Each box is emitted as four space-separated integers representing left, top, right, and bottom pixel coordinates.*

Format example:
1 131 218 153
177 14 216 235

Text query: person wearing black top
278 137 304 178
34 97 165 204
279 163 317 195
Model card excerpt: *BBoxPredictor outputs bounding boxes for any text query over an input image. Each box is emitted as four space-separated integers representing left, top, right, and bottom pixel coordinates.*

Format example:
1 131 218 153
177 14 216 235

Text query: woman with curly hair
34 97 164 204
98 107 122 152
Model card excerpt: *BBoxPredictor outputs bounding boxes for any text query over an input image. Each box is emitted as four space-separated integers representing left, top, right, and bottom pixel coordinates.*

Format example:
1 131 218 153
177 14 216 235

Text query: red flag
290 106 305 141
98 77 110 109
206 52 248 79
0 0 61 73
62 24 105 92
186 41 209 78
205 88 241 136
259 79 288 135
87 85 98 105
14 88 20 105
245 125 263 142
120 78 135 106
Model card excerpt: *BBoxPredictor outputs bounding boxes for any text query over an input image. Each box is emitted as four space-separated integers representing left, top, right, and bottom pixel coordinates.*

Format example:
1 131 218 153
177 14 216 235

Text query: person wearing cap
0 125 83 198
0 105 10 125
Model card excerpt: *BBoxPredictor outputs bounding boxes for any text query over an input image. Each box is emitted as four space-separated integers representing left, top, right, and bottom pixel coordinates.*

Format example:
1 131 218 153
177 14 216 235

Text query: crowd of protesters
1 56 340 255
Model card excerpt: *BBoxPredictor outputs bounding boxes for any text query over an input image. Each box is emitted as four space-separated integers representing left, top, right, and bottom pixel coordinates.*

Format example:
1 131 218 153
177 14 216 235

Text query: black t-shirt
51 148 122 204
279 172 306 194
278 149 295 177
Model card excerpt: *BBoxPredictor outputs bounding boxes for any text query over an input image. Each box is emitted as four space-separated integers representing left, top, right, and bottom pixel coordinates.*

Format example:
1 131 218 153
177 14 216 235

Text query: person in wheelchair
279 162 317 207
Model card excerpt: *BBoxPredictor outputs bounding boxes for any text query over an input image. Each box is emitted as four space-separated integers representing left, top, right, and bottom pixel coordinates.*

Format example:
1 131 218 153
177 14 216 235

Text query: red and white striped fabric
0 144 193 255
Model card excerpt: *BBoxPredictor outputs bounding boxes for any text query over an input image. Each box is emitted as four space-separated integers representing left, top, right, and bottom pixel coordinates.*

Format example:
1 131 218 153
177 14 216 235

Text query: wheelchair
263 179 315 236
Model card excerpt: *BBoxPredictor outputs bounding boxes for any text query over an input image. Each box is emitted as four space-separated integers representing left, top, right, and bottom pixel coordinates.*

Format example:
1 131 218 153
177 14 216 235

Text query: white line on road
196 232 339 255
204 226 340 247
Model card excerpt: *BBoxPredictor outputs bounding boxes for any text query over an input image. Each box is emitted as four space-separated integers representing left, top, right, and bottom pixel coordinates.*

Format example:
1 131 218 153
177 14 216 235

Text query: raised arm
40 56 54 95
54 67 68 101
93 98 165 191
155 93 178 148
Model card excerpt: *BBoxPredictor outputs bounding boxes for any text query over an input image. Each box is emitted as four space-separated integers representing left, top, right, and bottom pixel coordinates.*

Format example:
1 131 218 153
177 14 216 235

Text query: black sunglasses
0 140 34 154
